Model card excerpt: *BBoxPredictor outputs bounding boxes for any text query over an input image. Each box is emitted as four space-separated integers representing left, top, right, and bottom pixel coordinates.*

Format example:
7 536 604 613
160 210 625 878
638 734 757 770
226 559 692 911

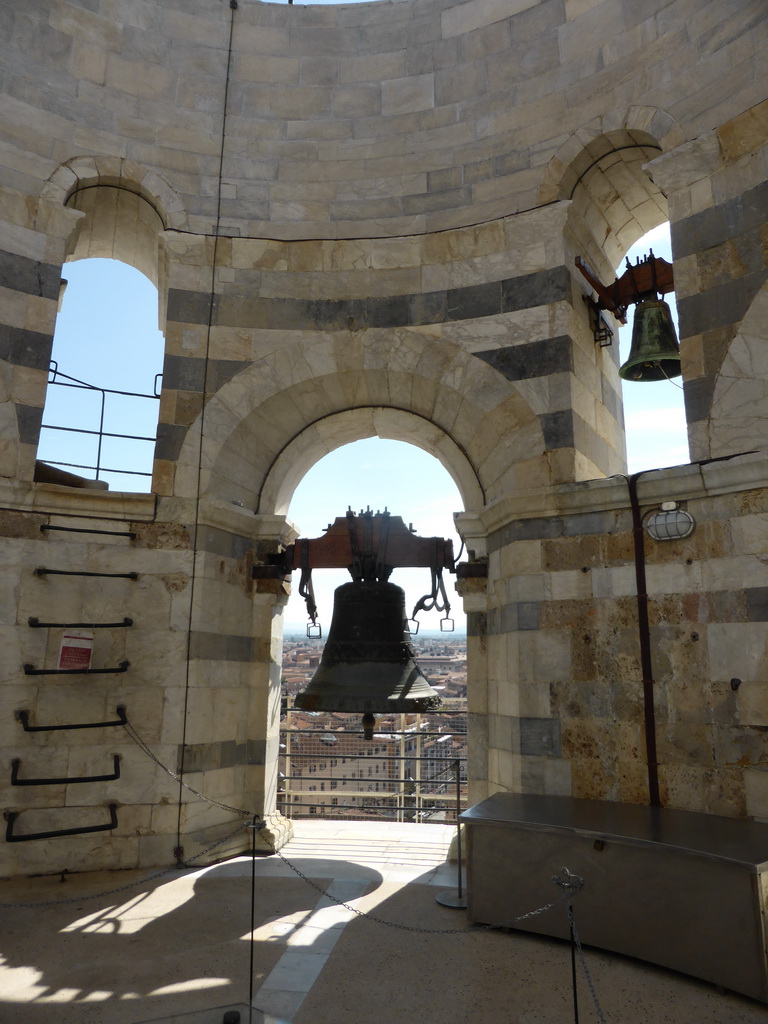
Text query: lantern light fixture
645 502 695 541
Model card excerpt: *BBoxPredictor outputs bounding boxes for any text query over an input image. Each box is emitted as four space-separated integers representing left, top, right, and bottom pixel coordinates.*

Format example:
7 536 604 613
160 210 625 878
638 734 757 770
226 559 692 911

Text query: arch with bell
247 408 487 745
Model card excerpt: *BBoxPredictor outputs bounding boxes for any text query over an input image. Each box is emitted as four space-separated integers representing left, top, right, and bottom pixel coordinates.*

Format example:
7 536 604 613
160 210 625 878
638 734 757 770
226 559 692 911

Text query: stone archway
257 406 485 517
183 333 547 514
42 155 187 232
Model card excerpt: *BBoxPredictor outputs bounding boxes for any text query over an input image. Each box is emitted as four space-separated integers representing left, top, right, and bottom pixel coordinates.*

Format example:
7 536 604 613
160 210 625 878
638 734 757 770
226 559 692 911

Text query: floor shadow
0 856 383 1024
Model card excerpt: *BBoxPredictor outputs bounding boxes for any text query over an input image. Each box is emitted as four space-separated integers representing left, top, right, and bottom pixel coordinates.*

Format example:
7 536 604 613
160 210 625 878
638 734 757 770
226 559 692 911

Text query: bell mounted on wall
620 297 681 382
576 250 681 383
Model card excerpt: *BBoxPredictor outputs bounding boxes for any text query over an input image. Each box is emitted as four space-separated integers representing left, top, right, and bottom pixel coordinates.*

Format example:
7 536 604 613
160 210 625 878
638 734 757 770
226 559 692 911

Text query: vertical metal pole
95 387 106 480
415 714 422 823
435 757 466 907
247 817 258 1024
284 700 292 814
569 904 579 1024
454 757 463 900
450 761 462 897
397 713 405 822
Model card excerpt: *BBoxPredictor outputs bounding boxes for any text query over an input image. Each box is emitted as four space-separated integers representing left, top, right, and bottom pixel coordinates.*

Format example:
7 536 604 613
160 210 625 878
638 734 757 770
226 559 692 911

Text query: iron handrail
280 703 468 824
40 362 161 482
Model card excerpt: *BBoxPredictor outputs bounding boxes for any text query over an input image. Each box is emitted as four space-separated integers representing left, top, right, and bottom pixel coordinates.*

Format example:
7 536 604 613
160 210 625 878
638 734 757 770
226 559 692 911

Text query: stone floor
1 819 768 1024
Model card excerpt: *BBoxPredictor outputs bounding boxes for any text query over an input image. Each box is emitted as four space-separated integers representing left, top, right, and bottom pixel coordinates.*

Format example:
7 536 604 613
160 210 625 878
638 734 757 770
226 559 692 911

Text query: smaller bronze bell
619 298 681 382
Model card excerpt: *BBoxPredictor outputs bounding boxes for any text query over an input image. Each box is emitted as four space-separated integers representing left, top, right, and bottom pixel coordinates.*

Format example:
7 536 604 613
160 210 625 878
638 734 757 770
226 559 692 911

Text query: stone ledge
472 452 768 536
0 478 157 519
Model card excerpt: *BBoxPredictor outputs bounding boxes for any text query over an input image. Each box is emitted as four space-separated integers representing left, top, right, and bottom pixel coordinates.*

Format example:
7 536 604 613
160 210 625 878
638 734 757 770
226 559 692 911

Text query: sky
39 224 687 633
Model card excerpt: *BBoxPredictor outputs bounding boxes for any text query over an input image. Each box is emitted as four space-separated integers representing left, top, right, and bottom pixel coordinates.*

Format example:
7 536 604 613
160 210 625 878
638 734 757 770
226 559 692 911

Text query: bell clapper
362 713 376 741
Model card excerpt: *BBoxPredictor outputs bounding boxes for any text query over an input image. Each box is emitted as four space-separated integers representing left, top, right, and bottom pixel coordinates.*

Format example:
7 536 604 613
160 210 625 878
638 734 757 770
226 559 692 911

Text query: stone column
0 194 83 484
174 501 296 860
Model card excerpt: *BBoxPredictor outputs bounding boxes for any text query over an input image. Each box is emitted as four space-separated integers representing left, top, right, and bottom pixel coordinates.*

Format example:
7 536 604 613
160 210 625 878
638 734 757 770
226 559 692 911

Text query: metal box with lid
460 793 768 1002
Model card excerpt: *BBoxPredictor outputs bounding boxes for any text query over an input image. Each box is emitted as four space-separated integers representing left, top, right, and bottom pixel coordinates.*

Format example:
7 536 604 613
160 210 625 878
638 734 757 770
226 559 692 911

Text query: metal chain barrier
253 819 568 936
1 721 608 1020
568 906 608 1024
122 720 257 817
125 722 591 943
553 867 607 1024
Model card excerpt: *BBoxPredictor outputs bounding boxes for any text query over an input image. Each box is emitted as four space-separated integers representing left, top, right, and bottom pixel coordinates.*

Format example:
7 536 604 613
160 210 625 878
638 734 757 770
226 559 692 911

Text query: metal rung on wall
28 616 133 628
4 804 118 842
41 525 137 539
11 755 121 786
23 660 130 676
16 707 127 732
34 568 139 579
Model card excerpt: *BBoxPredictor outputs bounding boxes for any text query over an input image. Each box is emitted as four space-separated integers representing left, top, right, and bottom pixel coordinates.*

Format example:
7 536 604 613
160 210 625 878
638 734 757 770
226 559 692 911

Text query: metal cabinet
460 794 768 1002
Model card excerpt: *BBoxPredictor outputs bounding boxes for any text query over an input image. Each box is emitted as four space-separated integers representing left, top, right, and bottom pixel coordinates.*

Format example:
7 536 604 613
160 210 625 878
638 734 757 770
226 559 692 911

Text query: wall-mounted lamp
645 501 695 541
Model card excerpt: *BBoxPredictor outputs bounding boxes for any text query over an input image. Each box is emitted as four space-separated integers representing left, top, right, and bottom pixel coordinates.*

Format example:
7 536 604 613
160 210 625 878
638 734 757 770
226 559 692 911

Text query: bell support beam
575 252 675 323
252 511 455 580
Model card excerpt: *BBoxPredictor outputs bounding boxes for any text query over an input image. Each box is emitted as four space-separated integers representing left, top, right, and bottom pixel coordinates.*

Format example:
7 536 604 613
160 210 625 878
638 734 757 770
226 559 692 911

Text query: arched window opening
284 437 466 638
37 258 164 492
616 224 689 472
559 130 690 475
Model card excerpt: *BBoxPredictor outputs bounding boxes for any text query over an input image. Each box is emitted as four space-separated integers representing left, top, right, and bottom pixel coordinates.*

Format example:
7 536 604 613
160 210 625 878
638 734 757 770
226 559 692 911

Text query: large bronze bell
619 298 681 382
294 580 442 736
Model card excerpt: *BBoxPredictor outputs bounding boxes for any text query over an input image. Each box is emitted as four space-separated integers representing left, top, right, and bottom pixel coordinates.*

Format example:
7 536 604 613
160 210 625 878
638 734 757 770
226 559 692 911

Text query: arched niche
43 155 186 333
66 187 165 295
541 108 681 288
35 160 176 490
43 156 186 232
560 128 670 277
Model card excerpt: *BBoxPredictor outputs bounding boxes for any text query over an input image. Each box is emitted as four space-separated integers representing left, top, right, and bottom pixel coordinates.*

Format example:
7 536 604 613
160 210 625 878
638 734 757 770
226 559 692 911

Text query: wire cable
175 0 239 854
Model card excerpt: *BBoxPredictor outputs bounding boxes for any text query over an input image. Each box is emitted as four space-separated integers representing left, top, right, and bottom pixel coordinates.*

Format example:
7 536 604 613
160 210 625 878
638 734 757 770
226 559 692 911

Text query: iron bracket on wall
11 755 121 786
23 660 130 676
455 561 489 579
28 616 133 628
4 804 118 842
34 568 138 579
41 524 137 539
16 706 128 732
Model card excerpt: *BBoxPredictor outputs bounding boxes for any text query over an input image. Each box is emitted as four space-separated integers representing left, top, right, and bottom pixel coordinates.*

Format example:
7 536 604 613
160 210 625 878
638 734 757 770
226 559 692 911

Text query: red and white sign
58 630 94 671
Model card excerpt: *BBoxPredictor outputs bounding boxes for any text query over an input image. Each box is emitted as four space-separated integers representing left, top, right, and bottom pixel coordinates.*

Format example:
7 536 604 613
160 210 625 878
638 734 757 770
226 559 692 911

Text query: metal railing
38 362 161 485
278 698 467 823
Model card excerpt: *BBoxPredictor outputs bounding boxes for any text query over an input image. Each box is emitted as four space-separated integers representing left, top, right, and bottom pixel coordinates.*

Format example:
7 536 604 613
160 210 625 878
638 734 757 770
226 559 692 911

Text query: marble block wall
0 481 294 877
0 0 766 876
463 452 768 821
648 99 768 460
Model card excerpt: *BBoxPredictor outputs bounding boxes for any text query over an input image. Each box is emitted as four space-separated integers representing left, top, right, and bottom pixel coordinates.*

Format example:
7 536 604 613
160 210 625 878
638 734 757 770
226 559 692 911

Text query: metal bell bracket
575 250 674 323
411 563 452 630
298 539 320 634
256 510 455 583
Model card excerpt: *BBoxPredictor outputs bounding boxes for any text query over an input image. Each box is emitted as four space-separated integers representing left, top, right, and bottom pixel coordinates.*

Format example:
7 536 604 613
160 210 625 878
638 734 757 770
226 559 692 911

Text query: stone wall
461 453 768 820
0 479 294 875
0 0 767 875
